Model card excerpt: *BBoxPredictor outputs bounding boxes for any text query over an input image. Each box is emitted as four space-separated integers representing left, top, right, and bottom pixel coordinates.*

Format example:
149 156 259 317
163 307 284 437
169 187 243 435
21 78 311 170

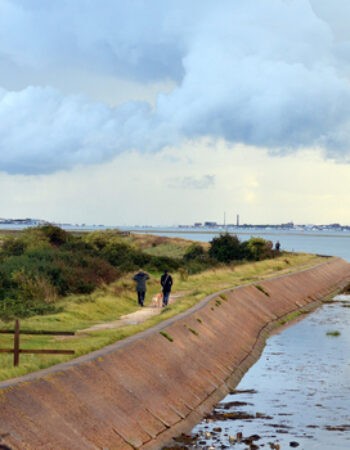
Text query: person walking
275 241 281 252
160 269 173 307
133 269 150 307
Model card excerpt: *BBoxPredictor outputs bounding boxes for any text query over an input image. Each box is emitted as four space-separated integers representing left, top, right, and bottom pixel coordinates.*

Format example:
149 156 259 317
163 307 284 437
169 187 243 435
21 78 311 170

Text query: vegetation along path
0 226 324 382
78 292 188 333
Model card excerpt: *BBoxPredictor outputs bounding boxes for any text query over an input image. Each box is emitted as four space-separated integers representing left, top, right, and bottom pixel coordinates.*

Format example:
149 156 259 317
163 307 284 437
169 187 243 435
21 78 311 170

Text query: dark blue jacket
161 273 173 293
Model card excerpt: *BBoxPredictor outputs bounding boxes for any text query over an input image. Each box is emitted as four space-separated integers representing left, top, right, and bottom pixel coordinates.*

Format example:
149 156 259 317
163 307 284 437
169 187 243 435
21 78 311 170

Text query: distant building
204 221 217 227
281 222 294 229
194 222 202 227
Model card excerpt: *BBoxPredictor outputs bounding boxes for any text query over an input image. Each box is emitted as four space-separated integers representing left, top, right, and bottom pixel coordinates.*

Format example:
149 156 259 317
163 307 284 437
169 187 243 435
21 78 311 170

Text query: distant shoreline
125 229 350 239
1 226 350 239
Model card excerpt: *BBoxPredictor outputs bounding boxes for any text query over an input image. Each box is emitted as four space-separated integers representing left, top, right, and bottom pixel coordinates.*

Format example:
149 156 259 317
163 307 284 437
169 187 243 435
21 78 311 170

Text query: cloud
168 174 215 190
2 0 350 174
0 86 179 174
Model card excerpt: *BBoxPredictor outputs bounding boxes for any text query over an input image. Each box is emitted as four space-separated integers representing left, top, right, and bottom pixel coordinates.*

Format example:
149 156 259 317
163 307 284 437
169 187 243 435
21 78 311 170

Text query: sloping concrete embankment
1 258 350 449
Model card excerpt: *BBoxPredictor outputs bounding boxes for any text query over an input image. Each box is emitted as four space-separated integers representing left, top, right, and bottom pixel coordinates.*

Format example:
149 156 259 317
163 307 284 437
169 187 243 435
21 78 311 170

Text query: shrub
1 237 27 257
183 243 206 261
209 233 242 262
102 242 137 269
39 225 68 246
244 238 273 261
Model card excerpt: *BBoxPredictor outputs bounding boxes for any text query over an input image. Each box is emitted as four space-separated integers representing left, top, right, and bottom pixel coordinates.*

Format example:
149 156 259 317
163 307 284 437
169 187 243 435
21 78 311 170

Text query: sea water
190 295 350 449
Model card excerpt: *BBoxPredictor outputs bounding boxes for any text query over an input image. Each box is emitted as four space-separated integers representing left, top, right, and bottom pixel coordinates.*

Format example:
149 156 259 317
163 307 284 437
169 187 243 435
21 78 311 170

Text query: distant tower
236 214 239 227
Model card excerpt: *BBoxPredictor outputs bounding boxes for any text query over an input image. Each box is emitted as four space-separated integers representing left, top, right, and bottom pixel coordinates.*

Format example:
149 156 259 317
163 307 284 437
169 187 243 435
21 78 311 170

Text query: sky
1 0 350 226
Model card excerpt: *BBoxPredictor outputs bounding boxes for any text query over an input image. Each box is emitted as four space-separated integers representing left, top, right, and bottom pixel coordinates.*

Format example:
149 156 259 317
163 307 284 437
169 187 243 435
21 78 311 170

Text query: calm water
189 295 350 449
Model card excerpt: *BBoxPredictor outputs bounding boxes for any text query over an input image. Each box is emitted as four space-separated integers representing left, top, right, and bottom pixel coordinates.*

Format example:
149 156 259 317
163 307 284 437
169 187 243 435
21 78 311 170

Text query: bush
0 245 121 319
209 233 242 262
40 225 68 246
102 242 136 269
183 243 206 261
244 238 273 261
1 237 27 257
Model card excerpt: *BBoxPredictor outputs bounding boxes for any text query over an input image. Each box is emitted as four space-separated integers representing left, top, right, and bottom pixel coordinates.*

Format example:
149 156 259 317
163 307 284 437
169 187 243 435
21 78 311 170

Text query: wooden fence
0 320 75 366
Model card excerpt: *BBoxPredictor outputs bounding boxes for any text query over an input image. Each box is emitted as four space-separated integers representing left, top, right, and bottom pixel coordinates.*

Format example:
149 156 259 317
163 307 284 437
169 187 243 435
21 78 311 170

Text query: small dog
151 293 163 308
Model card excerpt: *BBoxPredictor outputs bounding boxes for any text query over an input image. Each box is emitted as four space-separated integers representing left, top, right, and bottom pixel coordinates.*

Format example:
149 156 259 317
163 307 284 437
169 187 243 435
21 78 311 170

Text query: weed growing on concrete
255 284 270 297
188 328 199 336
278 310 306 326
160 331 174 342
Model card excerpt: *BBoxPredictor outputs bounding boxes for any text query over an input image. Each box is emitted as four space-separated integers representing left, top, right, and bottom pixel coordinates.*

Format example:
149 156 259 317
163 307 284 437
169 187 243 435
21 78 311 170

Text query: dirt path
78 292 188 333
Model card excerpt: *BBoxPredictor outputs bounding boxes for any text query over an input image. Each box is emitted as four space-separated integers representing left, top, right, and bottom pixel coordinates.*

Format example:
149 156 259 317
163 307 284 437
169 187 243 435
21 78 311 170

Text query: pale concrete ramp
1 258 350 449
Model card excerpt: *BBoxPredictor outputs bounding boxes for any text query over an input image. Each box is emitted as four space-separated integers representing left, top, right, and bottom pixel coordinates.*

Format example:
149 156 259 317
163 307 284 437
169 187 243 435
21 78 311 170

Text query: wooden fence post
14 319 20 367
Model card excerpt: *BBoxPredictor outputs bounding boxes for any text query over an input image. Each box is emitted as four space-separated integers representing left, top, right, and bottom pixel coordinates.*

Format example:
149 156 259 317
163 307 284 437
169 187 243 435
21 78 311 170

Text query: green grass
143 243 187 259
0 251 323 381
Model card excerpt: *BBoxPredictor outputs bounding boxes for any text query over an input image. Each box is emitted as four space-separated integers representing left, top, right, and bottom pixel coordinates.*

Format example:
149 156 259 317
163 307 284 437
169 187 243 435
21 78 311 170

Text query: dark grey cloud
168 175 215 190
1 0 350 174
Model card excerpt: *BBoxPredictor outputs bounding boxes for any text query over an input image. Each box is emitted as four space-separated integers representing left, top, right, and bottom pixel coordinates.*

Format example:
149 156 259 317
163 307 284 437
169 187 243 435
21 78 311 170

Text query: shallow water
189 295 350 449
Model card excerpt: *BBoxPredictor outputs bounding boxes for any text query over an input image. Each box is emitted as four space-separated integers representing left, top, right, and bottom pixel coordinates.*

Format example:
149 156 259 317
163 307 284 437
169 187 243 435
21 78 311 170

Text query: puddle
185 294 350 449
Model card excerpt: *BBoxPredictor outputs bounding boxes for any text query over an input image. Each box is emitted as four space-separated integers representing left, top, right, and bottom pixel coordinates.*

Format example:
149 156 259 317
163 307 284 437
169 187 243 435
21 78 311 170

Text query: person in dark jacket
160 269 173 307
133 269 150 307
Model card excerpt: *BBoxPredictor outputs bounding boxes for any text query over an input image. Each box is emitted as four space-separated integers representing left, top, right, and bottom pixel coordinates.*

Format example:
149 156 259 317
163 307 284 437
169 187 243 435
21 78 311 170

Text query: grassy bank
0 250 323 381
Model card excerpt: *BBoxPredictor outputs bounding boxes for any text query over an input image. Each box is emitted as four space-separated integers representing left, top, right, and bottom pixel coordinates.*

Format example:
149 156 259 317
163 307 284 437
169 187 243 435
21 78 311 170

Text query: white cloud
0 85 179 174
168 175 215 190
1 1 350 174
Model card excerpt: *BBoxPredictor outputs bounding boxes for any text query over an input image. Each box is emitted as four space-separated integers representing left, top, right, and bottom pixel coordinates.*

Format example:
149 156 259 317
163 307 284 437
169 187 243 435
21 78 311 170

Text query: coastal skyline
1 1 350 225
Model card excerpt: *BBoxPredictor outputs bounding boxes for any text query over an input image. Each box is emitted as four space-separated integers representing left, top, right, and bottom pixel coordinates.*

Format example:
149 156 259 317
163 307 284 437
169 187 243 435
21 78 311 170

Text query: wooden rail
0 320 75 366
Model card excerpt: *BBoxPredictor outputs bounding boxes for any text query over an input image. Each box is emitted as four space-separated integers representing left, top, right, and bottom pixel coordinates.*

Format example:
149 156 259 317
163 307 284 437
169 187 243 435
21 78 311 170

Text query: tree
209 233 242 262
245 238 273 261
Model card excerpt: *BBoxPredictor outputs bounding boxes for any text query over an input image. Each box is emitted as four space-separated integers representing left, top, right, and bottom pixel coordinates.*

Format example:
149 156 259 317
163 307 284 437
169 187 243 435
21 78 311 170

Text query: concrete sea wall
1 258 350 449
